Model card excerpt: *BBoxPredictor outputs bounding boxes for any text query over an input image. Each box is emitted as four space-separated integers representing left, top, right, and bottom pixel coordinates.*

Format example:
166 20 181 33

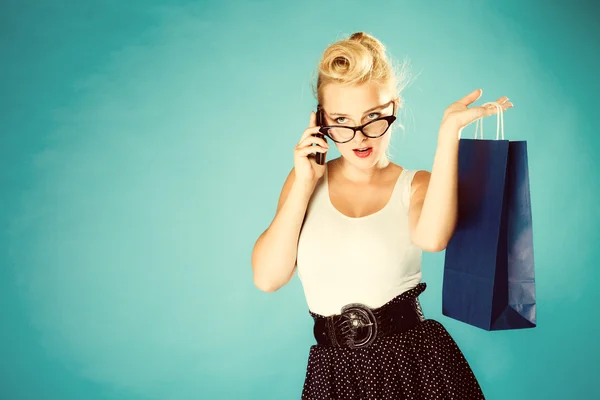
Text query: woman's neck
334 156 391 185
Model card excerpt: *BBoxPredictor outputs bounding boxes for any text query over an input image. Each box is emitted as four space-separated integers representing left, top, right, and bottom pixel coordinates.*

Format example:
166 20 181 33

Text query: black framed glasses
317 101 397 144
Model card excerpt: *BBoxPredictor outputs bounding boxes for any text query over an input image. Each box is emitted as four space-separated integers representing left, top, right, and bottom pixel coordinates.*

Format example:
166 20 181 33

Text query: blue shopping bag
442 103 536 331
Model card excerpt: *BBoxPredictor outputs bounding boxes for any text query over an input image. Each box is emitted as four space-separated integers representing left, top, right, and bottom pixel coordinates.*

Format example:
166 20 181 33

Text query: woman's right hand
293 111 329 188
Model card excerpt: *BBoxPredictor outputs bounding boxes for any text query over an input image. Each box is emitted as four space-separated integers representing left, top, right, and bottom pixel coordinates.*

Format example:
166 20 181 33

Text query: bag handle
473 101 505 140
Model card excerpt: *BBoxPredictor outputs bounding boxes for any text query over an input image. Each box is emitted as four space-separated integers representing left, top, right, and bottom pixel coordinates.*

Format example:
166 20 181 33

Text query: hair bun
348 31 386 55
314 31 410 109
349 32 365 41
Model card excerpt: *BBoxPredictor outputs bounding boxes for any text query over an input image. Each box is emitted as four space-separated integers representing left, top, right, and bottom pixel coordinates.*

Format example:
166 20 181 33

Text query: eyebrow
328 102 391 117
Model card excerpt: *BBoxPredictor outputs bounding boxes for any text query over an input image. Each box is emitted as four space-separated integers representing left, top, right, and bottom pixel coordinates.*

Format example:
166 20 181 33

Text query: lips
352 147 373 158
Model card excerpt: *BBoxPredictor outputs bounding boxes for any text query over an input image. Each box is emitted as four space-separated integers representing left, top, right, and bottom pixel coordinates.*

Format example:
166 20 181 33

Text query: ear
393 97 402 115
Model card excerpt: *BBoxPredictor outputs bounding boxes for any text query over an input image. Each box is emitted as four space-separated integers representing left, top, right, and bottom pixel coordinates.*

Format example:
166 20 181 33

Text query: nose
353 128 368 143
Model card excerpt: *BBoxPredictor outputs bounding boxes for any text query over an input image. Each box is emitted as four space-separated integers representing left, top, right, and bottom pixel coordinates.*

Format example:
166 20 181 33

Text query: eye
367 112 381 120
335 117 348 124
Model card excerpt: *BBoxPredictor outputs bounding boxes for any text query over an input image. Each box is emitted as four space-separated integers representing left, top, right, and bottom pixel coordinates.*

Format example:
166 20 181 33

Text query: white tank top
296 164 422 316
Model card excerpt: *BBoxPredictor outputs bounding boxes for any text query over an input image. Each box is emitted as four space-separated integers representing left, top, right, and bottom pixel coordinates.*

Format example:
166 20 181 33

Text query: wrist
437 122 461 147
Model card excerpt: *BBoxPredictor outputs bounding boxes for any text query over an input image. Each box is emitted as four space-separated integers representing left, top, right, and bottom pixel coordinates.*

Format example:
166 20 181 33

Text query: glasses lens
363 119 389 136
328 127 355 142
326 118 391 142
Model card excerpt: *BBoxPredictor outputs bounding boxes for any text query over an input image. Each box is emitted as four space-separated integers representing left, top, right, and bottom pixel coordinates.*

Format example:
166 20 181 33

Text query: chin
343 149 386 167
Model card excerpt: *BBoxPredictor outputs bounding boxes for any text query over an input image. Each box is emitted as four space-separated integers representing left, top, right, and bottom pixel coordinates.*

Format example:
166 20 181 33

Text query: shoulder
391 162 429 196
393 163 430 202
409 170 430 196
276 161 332 213
405 170 430 204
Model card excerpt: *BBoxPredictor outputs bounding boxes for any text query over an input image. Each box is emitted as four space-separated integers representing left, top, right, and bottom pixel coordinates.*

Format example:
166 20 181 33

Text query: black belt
312 296 425 349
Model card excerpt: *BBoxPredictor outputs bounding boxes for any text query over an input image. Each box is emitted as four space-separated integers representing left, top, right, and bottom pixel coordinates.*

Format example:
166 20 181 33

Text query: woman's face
321 81 396 169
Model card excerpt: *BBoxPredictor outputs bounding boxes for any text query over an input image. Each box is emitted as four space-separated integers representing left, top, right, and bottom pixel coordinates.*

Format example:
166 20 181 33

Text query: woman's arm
408 130 459 252
251 168 315 292
408 89 513 252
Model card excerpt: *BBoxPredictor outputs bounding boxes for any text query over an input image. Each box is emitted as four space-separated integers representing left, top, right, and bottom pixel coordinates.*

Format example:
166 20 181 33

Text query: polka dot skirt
301 284 485 399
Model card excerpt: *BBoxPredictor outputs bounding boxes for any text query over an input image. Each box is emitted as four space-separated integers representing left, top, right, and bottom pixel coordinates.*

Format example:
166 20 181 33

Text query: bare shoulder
409 169 431 199
275 161 331 213
389 162 427 190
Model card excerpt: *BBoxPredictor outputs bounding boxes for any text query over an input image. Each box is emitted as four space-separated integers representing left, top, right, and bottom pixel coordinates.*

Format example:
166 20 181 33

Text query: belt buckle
339 303 378 349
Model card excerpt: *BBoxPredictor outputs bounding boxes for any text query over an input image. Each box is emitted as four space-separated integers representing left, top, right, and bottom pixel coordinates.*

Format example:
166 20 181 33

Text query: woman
251 31 512 399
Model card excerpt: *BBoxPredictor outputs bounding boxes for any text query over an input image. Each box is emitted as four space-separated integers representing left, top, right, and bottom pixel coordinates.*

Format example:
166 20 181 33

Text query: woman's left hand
440 89 513 131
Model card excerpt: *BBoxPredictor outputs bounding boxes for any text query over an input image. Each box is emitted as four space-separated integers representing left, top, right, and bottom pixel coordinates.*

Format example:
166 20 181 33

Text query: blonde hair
311 32 412 159
313 32 410 108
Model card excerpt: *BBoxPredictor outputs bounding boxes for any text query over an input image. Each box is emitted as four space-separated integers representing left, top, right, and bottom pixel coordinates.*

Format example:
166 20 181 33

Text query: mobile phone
314 108 327 165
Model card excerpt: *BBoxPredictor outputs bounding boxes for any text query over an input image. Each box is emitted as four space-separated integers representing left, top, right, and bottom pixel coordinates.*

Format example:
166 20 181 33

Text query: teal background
1 1 598 399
